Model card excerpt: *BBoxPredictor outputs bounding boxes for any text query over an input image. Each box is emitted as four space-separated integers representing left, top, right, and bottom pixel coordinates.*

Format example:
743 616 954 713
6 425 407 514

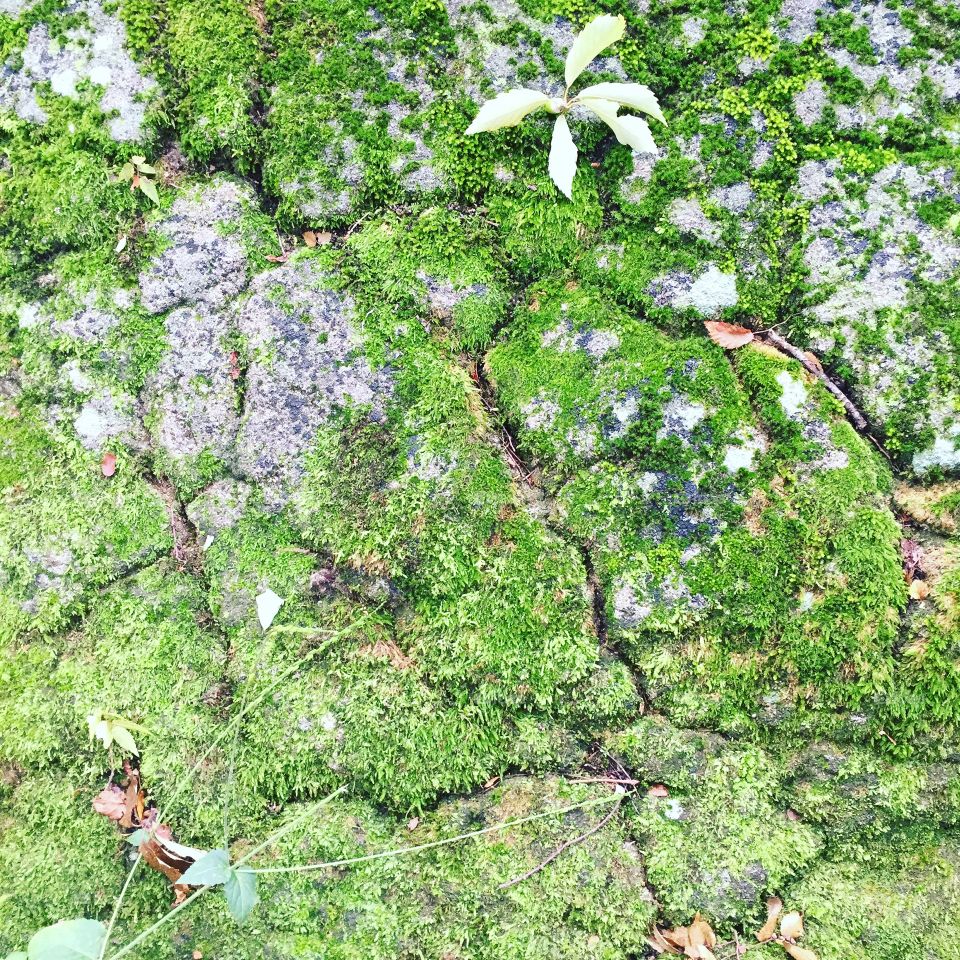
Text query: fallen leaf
647 927 681 955
256 588 284 630
316 230 333 245
786 809 800 821
909 579 929 600
92 784 127 820
193 952 203 960
407 817 420 831
780 912 804 941
756 896 782 941
901 538 924 582
704 321 754 349
690 914 716 948
302 230 317 247
101 452 117 477
228 350 241 380
783 945 818 960
115 235 127 253
266 253 289 263
648 783 669 798
483 775 501 790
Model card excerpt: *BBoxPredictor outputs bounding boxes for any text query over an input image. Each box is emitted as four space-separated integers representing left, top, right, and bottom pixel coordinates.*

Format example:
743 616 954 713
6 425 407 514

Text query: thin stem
98 616 369 959
250 791 623 876
105 788 347 960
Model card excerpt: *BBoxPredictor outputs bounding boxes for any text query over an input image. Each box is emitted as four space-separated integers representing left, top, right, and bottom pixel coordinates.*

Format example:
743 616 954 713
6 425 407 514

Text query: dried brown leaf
690 914 716 949
646 928 680 955
909 579 930 600
92 784 126 820
783 944 818 960
803 350 824 372
648 783 669 798
779 912 804 941
101 452 117 477
266 253 289 263
756 896 782 941
704 320 754 350
316 231 333 245
303 230 317 247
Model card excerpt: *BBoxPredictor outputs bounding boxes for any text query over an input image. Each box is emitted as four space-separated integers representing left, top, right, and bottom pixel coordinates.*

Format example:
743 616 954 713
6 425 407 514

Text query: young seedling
465 14 666 198
117 155 160 205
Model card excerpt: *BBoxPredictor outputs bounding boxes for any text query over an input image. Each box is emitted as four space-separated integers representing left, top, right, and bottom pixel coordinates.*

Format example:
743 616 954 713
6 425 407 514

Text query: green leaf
138 178 160 205
179 849 231 887
564 14 625 90
126 828 147 846
224 868 259 924
548 114 578 200
28 919 106 960
465 88 551 134
130 155 145 164
109 723 138 756
135 161 156 174
117 162 134 181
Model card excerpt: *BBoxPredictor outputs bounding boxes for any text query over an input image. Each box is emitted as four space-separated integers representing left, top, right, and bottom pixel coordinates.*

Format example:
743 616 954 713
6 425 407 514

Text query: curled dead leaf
648 783 669 798
303 230 317 247
690 914 716 949
92 784 126 821
783 944 818 960
756 896 782 942
909 579 930 601
101 452 117 477
647 926 681 955
704 320 754 350
779 912 804 941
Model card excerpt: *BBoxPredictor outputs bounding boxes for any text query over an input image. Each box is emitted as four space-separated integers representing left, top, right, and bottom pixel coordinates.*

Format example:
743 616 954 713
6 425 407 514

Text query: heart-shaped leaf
465 89 551 134
28 920 106 960
179 849 232 887
548 114 578 199
224 867 259 923
564 14 626 89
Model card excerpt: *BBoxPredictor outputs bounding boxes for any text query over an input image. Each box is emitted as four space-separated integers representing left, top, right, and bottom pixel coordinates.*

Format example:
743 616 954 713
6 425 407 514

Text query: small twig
569 776 640 786
498 793 624 890
760 330 868 432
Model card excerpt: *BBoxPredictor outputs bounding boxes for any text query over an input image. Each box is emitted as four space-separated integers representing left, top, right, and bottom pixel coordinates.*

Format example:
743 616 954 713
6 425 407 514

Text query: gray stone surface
0 0 155 141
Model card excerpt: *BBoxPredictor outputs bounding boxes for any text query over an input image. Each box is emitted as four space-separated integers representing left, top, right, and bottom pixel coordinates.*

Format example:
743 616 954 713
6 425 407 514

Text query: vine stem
106 788 347 960
250 790 624 876
97 617 371 960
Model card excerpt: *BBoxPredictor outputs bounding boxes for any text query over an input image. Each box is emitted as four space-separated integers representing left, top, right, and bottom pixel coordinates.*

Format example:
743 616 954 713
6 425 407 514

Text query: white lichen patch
776 371 808 419
0 0 156 141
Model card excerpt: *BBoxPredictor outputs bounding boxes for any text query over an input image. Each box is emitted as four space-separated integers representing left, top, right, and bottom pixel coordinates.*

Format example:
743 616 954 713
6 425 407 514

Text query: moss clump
0 411 171 642
0 775 124 954
628 744 822 929
117 777 656 960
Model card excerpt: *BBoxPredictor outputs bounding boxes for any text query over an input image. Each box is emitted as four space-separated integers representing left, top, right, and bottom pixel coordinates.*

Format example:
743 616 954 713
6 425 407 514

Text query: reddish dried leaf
228 350 241 381
704 321 754 350
101 452 117 477
691 914 716 948
265 253 289 263
302 230 317 247
786 809 800 821
901 538 924 582
648 783 669 798
647 927 680 955
92 784 127 821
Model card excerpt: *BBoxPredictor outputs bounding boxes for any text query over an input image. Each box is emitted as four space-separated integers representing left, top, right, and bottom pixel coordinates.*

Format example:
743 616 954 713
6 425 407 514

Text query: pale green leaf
138 177 160 205
130 155 145 164
117 162 134 181
574 81 667 125
6 952 28 959
126 828 148 846
224 868 259 924
465 89 551 134
28 919 106 960
91 719 112 749
564 14 625 90
115 235 127 254
135 161 157 174
109 723 138 756
580 98 658 153
548 114 578 199
179 849 231 887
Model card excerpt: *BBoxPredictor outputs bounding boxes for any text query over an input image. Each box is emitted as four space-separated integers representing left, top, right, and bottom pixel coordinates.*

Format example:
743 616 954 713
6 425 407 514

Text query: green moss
0 775 124 955
0 411 171 642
